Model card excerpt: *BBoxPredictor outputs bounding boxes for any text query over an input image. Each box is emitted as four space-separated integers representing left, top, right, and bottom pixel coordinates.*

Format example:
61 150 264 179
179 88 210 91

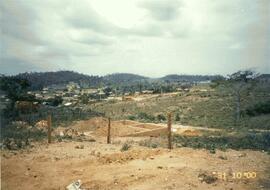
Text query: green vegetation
92 76 270 130
127 115 136 120
0 75 30 101
212 70 259 124
1 122 47 150
137 112 156 121
175 112 180 121
138 138 160 148
121 142 131 151
127 112 168 123
126 112 156 122
3 105 103 128
157 114 166 122
14 71 103 90
198 172 218 184
80 94 89 104
45 96 63 106
1 70 269 152
245 101 270 116
173 132 270 152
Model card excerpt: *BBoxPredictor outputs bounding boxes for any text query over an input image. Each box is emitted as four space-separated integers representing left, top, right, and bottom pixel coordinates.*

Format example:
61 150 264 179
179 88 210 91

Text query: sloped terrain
1 117 269 190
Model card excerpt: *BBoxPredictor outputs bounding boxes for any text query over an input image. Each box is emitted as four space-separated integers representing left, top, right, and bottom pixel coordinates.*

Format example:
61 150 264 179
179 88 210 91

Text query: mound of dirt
76 118 165 137
181 129 201 137
35 120 48 132
126 127 167 137
133 123 164 130
70 117 202 138
71 117 108 132
93 123 149 137
99 149 164 164
114 120 141 126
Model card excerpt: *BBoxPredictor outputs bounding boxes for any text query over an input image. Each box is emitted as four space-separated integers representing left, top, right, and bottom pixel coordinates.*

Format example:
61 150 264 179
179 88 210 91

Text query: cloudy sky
1 0 269 77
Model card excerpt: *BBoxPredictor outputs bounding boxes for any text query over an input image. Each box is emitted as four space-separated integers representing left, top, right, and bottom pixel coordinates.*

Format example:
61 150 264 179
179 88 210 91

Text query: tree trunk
235 91 241 124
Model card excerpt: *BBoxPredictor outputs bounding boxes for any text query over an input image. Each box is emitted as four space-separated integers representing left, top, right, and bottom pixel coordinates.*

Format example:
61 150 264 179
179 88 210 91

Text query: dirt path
1 140 269 190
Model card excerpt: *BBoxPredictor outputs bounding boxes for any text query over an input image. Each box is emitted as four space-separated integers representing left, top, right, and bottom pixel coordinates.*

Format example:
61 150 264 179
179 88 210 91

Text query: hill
15 71 103 90
103 73 148 85
4 71 226 90
160 74 224 82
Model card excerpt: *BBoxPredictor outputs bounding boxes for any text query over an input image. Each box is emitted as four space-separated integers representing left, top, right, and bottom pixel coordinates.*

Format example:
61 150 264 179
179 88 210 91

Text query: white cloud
0 0 269 76
229 43 243 50
137 0 183 21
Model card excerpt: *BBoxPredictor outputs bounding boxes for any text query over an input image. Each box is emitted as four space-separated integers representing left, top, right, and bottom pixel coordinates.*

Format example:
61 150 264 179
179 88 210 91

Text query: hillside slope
15 71 103 90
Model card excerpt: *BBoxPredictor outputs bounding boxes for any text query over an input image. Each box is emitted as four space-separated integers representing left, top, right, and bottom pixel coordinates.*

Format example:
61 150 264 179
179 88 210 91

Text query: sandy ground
1 117 270 190
1 138 269 190
69 117 218 138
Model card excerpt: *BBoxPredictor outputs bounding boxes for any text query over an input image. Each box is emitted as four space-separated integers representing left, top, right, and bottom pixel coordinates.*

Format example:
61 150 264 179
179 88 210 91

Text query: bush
139 138 160 148
175 113 180 121
121 143 131 151
80 94 89 104
45 96 63 106
128 115 136 120
173 132 270 151
246 101 270 116
2 105 104 128
157 114 166 121
137 112 155 121
1 122 47 150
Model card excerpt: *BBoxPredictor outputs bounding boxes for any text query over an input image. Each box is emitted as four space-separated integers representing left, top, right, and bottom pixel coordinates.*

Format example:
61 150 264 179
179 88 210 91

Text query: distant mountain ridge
161 74 223 82
8 71 224 90
104 73 148 85
15 71 103 90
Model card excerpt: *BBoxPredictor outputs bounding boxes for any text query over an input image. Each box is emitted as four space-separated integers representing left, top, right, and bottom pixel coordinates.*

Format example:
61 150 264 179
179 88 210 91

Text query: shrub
245 101 270 116
157 114 166 121
198 172 218 184
128 115 136 120
175 113 180 121
80 94 89 104
45 96 63 106
1 123 47 150
137 112 155 121
121 143 131 151
173 132 270 151
139 138 160 148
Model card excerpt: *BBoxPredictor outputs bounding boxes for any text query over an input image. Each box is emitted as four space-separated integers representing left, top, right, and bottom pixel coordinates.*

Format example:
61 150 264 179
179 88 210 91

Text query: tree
157 114 166 121
213 70 259 124
0 76 30 102
175 113 180 121
138 82 143 94
103 87 112 96
228 71 258 123
80 94 89 104
0 76 33 120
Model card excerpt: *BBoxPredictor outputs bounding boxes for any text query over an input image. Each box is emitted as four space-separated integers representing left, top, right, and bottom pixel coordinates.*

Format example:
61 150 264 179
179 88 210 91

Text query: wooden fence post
47 114 52 144
167 112 172 149
107 117 111 144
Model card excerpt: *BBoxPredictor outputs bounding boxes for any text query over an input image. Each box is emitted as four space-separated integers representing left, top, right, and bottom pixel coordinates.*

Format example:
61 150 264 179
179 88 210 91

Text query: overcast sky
1 0 269 77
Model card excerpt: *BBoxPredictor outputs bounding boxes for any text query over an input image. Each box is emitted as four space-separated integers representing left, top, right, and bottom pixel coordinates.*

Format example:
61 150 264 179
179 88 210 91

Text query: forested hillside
1 71 226 90
15 71 103 90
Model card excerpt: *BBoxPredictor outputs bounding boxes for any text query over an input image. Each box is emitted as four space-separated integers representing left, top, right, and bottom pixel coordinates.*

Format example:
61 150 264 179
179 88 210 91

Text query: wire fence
0 105 104 148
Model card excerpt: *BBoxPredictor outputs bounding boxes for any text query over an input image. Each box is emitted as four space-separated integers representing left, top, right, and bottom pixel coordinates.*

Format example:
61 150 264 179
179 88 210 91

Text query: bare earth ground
1 117 270 190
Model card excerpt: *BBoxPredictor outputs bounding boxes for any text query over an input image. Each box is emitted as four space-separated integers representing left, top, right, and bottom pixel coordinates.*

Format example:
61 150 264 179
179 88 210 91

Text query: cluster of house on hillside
27 82 109 107
26 80 168 107
27 80 207 107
